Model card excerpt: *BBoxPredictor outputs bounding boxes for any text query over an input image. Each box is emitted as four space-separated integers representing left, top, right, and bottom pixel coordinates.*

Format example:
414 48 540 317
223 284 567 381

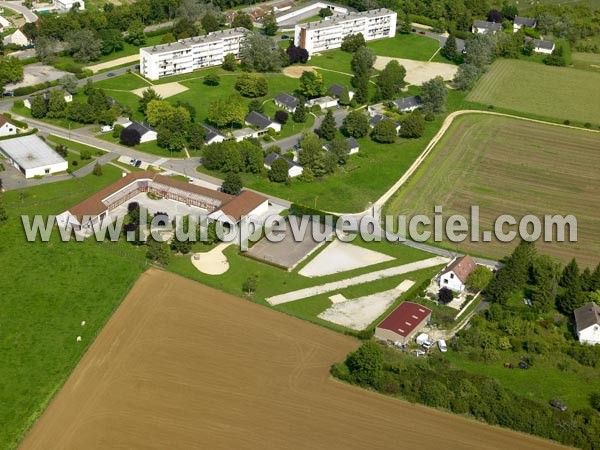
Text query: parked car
134 64 140 70
281 35 290 39
134 160 142 168
293 143 300 150
518 361 529 370
107 72 116 77
422 340 433 350
438 339 448 353
418 31 426 35
550 398 568 411
100 125 114 133
411 28 416 33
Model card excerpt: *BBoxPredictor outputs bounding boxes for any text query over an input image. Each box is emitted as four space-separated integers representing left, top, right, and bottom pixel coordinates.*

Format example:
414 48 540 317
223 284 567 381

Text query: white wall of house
139 130 157 143
534 44 554 54
288 165 303 178
579 325 600 345
439 271 465 292
0 122 18 137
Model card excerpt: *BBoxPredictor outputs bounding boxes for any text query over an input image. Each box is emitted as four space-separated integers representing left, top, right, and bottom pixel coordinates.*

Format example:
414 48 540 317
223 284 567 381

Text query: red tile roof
377 302 431 338
440 255 477 284
216 190 268 222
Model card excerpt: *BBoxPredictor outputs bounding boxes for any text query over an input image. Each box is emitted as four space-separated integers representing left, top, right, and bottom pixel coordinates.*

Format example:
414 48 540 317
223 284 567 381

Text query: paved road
0 1 37 22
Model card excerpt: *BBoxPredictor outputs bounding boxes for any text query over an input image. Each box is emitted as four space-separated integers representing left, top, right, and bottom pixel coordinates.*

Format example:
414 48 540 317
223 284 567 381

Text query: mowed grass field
0 167 148 449
468 59 600 125
20 270 566 450
385 114 600 266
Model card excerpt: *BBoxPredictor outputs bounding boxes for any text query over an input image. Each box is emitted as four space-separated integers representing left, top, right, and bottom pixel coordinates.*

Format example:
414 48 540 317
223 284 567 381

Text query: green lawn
310 50 355 74
94 73 152 91
0 167 147 449
468 59 600 124
46 135 105 172
367 34 440 61
11 104 86 130
572 51 600 72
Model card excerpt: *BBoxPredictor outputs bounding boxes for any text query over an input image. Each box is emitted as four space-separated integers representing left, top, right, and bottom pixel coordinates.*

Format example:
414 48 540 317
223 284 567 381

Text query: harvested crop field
386 114 600 266
468 59 600 124
21 269 566 450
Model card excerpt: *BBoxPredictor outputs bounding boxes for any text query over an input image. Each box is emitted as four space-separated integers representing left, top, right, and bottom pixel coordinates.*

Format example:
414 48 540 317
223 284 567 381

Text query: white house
392 95 422 113
532 38 555 54
24 92 73 109
327 83 354 102
231 127 261 142
574 302 600 345
140 28 249 80
264 152 303 178
513 16 537 32
369 114 401 133
0 135 68 178
472 20 502 34
53 0 85 12
0 115 19 137
295 8 397 56
306 96 338 110
438 255 477 293
0 16 11 28
274 92 299 112
123 121 157 143
245 111 282 133
201 124 226 145
2 29 31 47
323 137 360 155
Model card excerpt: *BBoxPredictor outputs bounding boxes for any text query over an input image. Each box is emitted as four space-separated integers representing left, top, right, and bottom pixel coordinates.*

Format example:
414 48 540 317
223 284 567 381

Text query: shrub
584 122 592 128
274 110 288 124
72 160 79 166
563 120 570 125
80 149 92 160
92 162 103 176
120 127 141 146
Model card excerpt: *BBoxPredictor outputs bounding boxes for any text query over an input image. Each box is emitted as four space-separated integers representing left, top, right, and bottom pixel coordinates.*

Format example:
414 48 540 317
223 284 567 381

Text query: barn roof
377 302 432 337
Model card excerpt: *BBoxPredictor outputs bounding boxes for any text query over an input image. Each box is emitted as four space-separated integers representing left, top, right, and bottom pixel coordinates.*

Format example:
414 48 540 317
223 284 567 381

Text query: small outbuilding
327 84 354 101
0 114 19 137
306 96 338 110
0 135 68 178
375 302 432 344
123 121 157 143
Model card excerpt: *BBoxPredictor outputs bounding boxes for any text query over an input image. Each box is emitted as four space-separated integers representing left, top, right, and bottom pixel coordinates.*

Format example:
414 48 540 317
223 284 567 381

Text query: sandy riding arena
132 82 188 98
374 56 458 85
21 269 566 450
191 242 230 275
283 65 317 78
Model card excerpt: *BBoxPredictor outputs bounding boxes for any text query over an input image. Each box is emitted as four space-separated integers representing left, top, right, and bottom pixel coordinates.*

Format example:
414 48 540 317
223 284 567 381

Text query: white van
438 339 448 353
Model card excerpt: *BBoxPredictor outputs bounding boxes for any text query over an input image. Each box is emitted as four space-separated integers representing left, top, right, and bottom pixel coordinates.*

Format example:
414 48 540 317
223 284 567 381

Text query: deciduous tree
342 110 369 138
222 172 243 195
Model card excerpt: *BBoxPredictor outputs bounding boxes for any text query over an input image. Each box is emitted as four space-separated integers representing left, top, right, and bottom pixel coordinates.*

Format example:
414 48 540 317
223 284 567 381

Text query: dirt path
20 269 567 450
266 256 449 305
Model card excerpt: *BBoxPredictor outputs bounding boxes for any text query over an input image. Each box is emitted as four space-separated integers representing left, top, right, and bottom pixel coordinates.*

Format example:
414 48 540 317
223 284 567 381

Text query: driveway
0 1 37 22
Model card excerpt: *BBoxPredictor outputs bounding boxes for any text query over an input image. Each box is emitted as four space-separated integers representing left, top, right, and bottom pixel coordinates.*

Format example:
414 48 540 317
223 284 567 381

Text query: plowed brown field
20 270 566 450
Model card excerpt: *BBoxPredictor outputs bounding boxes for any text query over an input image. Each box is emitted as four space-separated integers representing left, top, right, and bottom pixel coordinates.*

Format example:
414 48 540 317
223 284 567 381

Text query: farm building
0 135 68 178
123 121 157 143
513 16 537 32
264 152 303 178
375 302 432 344
245 111 282 133
56 171 269 232
274 92 299 112
327 84 354 101
438 255 477 293
472 20 502 34
392 95 422 113
574 302 600 345
0 114 19 137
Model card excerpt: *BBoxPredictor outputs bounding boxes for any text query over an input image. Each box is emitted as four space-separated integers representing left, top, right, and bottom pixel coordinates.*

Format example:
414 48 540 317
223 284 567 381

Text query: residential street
0 1 38 22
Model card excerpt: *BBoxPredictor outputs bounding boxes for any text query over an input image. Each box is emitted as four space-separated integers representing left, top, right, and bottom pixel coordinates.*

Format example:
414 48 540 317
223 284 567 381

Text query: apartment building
140 28 249 80
294 8 396 55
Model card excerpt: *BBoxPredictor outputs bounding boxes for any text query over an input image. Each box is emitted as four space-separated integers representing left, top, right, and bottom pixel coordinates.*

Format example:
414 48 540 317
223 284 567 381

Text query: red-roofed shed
375 302 432 344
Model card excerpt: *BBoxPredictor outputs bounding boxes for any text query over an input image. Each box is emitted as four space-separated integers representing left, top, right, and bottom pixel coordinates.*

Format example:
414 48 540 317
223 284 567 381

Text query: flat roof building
140 28 249 80
294 8 397 55
0 135 68 178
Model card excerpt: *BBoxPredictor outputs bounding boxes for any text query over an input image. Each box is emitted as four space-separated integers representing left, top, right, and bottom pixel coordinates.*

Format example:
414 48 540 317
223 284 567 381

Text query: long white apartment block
140 28 249 80
294 8 397 55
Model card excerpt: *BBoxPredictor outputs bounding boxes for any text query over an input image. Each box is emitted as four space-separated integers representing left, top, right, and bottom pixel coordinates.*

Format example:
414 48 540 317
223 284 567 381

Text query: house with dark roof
392 95 422 113
24 91 73 109
201 123 226 145
123 121 157 143
531 38 555 54
574 302 600 345
0 114 19 137
245 111 282 133
375 301 432 344
327 84 354 101
513 16 537 32
369 114 401 133
274 92 299 112
438 255 477 292
264 152 303 178
472 20 502 34
322 137 360 155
